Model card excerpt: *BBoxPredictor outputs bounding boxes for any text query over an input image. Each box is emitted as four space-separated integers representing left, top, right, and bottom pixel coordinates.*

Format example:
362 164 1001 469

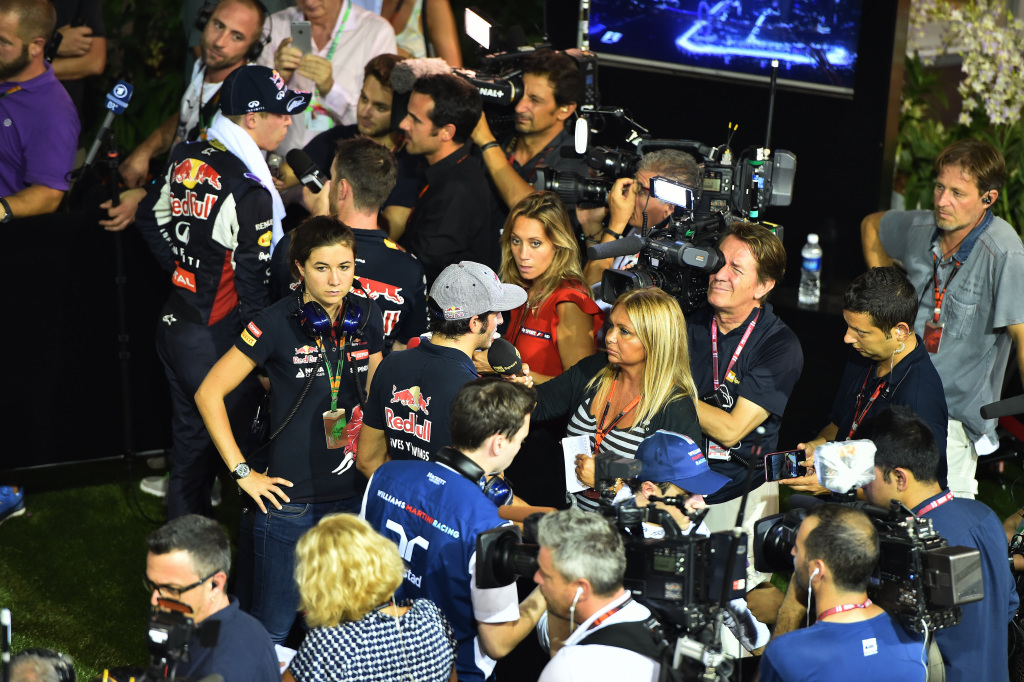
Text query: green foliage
897 54 1024 236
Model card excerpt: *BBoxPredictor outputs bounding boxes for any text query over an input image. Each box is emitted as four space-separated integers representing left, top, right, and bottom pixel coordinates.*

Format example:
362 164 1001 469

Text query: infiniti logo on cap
248 99 261 108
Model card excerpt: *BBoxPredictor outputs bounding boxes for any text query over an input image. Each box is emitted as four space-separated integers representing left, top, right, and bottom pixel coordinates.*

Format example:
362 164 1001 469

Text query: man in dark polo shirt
397 73 503 285
356 261 525 476
782 266 949 495
686 221 803 586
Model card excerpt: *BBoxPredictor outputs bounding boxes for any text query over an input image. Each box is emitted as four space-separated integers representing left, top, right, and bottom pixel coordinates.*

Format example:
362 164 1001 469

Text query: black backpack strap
577 616 665 661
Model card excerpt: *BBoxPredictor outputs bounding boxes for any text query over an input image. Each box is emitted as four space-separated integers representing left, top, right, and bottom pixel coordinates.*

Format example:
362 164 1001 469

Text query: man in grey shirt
860 138 1024 498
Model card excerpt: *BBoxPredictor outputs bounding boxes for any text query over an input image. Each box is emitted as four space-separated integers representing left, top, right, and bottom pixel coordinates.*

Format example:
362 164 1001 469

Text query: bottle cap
807 233 819 244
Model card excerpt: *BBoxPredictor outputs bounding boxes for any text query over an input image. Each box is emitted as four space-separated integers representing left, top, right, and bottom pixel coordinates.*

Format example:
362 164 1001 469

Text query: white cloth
207 115 287 251
538 592 659 682
703 481 779 589
259 3 397 155
946 418 980 499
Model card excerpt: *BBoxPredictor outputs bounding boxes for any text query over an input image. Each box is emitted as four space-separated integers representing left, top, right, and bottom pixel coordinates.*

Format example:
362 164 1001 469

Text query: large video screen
586 0 864 96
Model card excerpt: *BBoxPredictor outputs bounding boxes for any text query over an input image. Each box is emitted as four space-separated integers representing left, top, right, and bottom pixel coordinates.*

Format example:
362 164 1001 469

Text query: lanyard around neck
711 308 760 391
314 335 345 411
916 491 953 517
817 598 872 621
594 376 641 455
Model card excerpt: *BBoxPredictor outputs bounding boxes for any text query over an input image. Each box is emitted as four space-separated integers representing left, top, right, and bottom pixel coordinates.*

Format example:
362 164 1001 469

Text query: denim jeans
243 496 362 643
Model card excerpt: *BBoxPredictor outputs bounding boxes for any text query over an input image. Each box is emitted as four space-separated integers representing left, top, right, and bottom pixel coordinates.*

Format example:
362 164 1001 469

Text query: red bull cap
430 261 526 321
220 65 311 116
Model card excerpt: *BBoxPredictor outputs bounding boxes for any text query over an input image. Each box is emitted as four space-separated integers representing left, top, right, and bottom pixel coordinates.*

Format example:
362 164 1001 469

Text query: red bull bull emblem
172 158 223 190
390 385 430 415
443 306 464 320
354 277 405 304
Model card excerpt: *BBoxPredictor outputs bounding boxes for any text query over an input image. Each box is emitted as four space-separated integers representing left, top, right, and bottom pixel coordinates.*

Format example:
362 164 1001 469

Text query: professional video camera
752 499 983 633
476 453 748 681
451 8 600 136
127 604 221 681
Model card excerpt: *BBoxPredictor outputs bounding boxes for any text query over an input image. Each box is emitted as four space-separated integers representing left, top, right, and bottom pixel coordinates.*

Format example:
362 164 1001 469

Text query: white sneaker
140 474 169 497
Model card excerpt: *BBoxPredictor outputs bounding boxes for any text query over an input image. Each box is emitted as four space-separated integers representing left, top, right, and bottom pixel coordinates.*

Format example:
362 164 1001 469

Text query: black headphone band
436 447 486 486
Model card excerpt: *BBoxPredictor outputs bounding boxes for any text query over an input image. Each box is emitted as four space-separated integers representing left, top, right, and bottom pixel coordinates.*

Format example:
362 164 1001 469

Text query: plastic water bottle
798 233 822 308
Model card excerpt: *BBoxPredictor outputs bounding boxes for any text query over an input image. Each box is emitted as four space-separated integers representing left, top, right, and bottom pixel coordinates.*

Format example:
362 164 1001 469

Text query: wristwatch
231 462 251 480
0 197 11 223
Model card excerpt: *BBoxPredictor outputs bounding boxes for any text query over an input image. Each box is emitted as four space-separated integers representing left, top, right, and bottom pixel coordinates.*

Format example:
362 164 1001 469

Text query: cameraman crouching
144 515 279 682
760 504 928 681
534 508 660 681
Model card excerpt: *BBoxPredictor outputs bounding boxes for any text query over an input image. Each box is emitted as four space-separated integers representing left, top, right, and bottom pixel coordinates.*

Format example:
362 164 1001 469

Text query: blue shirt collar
931 209 994 264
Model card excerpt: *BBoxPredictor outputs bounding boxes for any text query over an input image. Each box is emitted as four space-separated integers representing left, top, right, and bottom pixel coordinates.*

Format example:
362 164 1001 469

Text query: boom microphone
488 338 523 375
286 149 325 193
586 234 644 261
980 394 1024 419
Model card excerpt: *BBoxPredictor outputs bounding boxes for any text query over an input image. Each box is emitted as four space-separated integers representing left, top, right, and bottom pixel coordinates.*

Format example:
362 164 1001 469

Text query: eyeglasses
142 570 219 599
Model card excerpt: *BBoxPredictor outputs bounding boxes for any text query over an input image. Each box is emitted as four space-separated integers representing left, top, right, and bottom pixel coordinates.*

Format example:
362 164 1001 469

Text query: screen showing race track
587 0 863 95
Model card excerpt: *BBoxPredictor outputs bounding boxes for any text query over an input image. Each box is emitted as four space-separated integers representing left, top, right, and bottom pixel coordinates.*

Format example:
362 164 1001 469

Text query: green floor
1 455 1021 681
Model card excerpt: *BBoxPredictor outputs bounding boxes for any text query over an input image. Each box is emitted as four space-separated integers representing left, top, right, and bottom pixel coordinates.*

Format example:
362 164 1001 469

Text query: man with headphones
117 0 268 191
361 378 547 682
144 514 279 682
760 503 928 682
861 139 1024 499
470 49 590 211
780 266 949 494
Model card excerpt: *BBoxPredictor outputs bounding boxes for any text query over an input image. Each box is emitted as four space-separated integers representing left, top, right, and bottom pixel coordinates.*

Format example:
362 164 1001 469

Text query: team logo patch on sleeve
240 330 257 346
247 321 262 338
258 231 272 247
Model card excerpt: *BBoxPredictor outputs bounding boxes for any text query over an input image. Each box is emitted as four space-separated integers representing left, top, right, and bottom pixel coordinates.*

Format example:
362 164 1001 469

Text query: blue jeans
243 497 362 644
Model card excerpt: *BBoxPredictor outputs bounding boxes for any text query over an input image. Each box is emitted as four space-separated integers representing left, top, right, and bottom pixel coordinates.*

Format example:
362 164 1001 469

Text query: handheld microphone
286 149 326 193
980 393 1024 419
586 234 644 261
84 80 134 167
487 338 523 375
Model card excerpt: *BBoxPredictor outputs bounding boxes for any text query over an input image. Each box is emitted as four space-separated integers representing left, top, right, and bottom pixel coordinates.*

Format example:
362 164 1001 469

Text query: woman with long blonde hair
534 287 702 511
498 192 604 384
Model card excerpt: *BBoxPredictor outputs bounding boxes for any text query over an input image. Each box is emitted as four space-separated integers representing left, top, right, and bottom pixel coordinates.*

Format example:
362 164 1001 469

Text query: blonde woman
284 514 456 682
534 287 702 511
498 192 604 384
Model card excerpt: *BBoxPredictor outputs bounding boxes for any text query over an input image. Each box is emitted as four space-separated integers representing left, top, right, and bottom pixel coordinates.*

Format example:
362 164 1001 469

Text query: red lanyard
711 309 760 391
916 491 953 517
0 85 23 101
931 254 962 324
507 140 557 182
594 377 642 455
587 597 632 631
817 598 872 621
847 368 886 438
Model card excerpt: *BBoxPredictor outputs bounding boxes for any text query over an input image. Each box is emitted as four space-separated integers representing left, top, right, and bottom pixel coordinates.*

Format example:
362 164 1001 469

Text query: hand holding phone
764 450 808 482
290 20 312 54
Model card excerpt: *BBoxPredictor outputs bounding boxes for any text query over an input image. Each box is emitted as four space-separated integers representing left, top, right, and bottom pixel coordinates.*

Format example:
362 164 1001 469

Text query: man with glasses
144 514 279 682
582 149 702 286
357 261 527 477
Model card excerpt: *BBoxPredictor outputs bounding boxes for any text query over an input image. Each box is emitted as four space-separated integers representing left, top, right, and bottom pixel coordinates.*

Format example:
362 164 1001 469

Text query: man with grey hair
582 149 702 286
144 515 278 682
8 649 72 682
534 508 661 681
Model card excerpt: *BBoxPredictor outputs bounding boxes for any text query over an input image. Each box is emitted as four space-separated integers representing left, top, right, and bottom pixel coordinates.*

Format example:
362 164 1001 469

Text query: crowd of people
2 0 1023 680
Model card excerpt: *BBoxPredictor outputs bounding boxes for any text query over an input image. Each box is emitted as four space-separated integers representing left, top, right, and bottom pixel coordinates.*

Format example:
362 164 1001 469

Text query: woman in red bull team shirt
197 216 385 644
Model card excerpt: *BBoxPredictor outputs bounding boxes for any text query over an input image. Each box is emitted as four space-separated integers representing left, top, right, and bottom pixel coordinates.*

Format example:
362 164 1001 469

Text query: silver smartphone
290 20 312 54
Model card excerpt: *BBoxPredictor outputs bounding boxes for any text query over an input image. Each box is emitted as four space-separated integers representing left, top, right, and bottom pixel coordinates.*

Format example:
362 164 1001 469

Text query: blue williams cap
635 430 730 495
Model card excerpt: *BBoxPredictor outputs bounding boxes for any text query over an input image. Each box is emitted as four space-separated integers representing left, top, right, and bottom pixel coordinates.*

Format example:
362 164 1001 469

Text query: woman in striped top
533 287 703 511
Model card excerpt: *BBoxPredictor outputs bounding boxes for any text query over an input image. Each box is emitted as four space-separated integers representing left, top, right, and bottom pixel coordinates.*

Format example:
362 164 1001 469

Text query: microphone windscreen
286 149 324 192
488 338 522 375
586 234 644 261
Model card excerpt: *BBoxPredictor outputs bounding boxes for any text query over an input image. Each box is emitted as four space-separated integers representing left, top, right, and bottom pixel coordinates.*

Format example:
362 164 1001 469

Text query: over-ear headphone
194 0 272 63
295 287 367 340
436 447 514 506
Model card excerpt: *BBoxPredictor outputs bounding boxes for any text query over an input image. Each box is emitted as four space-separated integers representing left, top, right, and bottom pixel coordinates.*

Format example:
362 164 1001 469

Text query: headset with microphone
435 447 514 506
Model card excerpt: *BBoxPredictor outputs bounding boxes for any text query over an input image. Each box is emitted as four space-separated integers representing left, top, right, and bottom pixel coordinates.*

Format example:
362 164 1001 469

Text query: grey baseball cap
430 262 527 320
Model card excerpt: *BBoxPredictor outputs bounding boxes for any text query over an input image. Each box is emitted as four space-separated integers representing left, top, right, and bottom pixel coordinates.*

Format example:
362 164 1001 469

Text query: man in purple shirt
0 0 79 222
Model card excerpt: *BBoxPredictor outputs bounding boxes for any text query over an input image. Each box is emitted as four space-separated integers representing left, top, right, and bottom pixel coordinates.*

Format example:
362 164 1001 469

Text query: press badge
323 408 347 449
706 438 731 461
923 320 943 354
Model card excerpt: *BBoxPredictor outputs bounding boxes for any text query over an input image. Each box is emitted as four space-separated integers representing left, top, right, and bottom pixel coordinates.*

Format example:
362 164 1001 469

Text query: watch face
233 463 251 479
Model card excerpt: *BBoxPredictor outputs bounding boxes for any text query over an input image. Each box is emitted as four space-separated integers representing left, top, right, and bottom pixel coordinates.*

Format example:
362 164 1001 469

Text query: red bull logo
384 407 432 441
172 158 223 190
270 69 287 91
170 190 217 220
390 385 430 415
354 277 405 304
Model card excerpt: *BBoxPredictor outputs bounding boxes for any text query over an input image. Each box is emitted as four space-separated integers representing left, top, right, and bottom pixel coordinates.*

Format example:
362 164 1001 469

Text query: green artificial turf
0 459 242 681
